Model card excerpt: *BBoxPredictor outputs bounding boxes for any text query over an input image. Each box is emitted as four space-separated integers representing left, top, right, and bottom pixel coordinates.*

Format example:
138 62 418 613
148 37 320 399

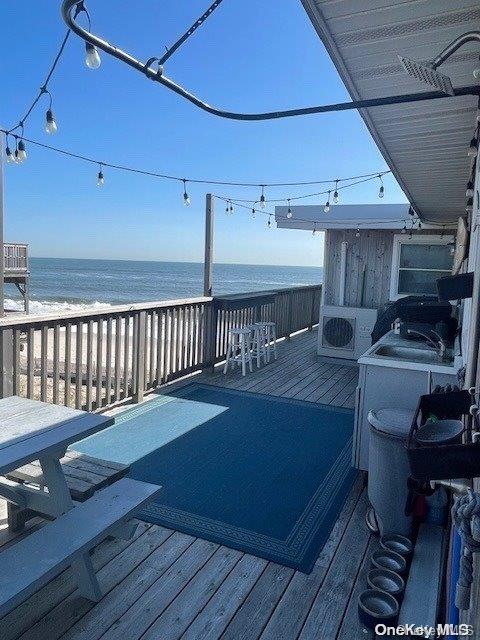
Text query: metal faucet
406 329 449 361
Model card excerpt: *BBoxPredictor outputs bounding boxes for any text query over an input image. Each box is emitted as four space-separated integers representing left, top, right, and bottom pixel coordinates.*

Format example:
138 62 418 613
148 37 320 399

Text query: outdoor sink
373 344 452 365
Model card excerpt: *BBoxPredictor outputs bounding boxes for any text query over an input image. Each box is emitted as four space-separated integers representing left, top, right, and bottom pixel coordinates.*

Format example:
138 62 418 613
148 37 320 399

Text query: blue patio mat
74 383 357 573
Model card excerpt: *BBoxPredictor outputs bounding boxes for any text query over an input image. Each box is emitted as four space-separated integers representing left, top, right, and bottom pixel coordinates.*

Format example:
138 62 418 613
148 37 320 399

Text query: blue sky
1 1 406 267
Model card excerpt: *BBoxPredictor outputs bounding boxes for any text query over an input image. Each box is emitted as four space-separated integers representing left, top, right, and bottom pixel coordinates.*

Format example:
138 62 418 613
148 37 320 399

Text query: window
389 234 454 300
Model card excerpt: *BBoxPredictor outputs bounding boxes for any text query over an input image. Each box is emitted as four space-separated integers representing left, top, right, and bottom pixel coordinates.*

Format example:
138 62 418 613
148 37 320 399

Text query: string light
45 109 57 134
286 199 293 219
468 133 478 158
378 174 384 198
85 42 101 69
466 180 474 198
5 143 14 164
401 224 407 234
355 228 360 238
267 215 272 228
96 163 104 186
312 223 317 236
183 179 191 206
466 198 473 214
17 140 27 163
333 180 339 204
324 191 331 213
259 186 266 209
251 207 256 218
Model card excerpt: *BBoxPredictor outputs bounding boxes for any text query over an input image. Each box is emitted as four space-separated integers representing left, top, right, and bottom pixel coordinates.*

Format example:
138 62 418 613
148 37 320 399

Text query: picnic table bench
0 396 161 617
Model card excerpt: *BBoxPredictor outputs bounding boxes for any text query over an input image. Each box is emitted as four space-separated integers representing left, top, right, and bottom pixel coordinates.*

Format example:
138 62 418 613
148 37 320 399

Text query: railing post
309 287 316 330
0 326 14 398
286 294 293 340
203 301 217 372
133 311 146 403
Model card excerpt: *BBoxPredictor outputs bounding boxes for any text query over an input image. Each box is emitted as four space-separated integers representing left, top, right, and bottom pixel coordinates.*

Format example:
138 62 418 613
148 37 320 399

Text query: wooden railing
4 243 28 272
0 284 321 411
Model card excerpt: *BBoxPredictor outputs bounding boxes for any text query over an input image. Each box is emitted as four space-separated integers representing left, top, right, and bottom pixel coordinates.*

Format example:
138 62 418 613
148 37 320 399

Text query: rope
451 489 480 609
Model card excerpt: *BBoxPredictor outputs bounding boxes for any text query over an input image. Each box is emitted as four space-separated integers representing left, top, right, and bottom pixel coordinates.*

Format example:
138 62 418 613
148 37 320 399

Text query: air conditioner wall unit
318 305 378 360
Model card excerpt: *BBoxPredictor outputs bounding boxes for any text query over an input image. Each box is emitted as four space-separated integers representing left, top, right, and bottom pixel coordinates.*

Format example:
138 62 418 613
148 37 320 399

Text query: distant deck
0 330 375 640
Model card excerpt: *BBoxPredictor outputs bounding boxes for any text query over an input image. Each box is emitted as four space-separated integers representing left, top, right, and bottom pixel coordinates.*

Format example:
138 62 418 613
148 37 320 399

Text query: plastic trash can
368 408 414 537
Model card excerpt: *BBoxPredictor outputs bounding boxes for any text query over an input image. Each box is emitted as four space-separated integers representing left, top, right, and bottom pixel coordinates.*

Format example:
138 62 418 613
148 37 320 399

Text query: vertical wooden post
0 327 14 398
204 194 214 297
0 132 5 317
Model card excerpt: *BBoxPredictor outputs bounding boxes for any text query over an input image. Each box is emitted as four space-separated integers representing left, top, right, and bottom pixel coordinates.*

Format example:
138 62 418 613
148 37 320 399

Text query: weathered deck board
1 329 368 640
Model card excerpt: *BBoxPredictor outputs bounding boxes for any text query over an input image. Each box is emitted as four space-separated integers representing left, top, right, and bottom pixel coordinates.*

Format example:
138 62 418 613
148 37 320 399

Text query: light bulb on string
17 140 27 163
225 202 230 215
267 215 272 229
97 164 104 186
355 228 360 238
333 180 339 204
286 199 293 219
5 144 14 164
312 224 317 236
466 180 474 198
466 198 473 214
45 109 58 134
251 208 256 218
401 224 407 234
182 180 190 206
378 174 384 198
229 202 234 215
324 192 330 213
259 186 266 209
85 42 101 69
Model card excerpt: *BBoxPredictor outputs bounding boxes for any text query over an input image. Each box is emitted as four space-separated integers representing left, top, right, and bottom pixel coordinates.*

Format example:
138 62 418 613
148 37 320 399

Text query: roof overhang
301 0 480 224
275 203 452 230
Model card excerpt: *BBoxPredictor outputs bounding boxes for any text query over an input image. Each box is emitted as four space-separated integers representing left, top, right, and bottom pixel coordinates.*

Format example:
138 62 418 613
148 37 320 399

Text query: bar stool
250 324 267 368
224 327 253 376
253 321 278 363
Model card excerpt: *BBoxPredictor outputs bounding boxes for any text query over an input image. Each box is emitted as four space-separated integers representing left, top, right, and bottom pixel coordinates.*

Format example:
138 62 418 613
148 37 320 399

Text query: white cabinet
353 362 458 471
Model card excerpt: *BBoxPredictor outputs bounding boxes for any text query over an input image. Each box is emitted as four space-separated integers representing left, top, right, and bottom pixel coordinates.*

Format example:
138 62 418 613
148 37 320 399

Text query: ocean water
6 258 323 314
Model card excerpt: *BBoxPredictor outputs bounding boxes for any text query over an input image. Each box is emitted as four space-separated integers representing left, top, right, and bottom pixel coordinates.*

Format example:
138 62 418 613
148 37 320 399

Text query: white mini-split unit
318 305 378 360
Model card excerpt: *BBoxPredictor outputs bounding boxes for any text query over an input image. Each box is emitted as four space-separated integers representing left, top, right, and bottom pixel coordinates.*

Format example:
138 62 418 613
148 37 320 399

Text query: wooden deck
0 329 375 640
199 328 358 408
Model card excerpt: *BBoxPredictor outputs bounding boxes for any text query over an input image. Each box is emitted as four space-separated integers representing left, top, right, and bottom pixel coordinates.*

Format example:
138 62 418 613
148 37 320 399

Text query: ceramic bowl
367 568 405 599
416 419 463 444
371 549 407 575
380 534 413 559
358 589 399 629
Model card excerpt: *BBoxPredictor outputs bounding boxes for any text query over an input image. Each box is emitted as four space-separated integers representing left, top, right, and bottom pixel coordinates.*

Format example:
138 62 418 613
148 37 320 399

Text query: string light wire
1 128 391 192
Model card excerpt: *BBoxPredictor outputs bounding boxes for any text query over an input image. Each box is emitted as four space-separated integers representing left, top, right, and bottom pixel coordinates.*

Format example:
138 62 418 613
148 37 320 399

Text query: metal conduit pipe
61 0 480 121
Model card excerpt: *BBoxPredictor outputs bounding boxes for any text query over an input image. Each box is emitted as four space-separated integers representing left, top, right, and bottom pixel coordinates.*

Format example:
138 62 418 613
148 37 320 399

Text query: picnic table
0 396 161 616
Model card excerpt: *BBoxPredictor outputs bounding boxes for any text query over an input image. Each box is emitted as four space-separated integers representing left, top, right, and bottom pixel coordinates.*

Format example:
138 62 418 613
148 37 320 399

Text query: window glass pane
399 243 452 270
398 269 448 295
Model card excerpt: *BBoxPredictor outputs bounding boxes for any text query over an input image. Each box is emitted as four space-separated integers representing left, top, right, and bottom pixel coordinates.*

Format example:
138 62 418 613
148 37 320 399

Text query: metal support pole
0 132 5 317
204 194 214 297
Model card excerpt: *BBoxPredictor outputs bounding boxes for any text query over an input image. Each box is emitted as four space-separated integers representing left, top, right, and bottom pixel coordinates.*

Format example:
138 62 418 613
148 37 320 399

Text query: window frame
389 234 454 301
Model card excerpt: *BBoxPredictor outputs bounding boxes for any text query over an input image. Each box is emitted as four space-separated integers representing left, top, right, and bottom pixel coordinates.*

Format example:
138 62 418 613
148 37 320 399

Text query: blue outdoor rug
74 382 356 573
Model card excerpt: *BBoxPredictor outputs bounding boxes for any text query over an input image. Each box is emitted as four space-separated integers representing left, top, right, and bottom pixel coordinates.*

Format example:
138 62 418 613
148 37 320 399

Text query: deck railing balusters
75 321 83 409
52 324 60 404
96 318 104 409
0 286 320 410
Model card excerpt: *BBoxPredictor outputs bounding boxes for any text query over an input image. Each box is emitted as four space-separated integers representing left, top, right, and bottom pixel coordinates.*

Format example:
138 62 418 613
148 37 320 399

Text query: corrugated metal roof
301 0 480 223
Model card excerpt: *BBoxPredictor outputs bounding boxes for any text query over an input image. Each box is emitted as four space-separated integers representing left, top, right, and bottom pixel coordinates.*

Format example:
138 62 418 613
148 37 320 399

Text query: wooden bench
0 477 161 618
5 450 129 531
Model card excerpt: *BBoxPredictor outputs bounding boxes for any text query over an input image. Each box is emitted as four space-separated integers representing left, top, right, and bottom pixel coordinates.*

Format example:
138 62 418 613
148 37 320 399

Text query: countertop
357 330 462 375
